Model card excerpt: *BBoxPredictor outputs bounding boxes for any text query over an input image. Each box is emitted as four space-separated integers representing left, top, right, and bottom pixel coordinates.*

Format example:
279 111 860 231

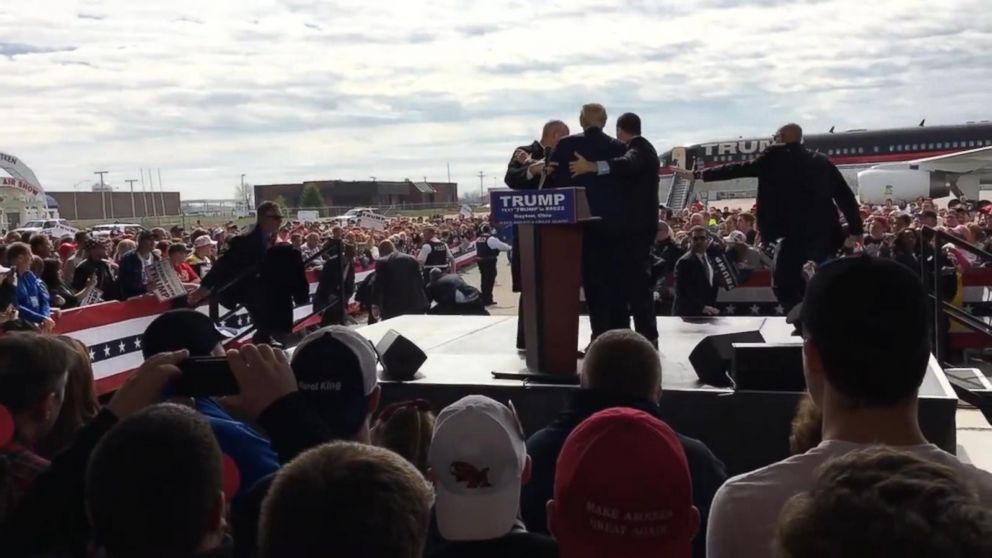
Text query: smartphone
174 357 239 397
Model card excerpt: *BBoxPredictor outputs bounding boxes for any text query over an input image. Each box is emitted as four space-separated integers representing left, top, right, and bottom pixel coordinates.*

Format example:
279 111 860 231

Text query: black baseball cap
142 309 230 358
290 326 379 438
798 255 928 352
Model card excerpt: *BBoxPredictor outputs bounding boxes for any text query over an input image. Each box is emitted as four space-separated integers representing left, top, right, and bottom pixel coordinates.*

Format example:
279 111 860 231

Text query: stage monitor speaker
376 329 427 382
731 343 806 392
689 330 764 387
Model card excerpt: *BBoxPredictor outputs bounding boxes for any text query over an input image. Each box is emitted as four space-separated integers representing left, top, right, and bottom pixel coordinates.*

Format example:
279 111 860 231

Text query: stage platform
350 315 958 476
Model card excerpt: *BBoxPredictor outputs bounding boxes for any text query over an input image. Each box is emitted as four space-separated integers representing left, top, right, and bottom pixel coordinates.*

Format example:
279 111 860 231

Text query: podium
489 187 594 379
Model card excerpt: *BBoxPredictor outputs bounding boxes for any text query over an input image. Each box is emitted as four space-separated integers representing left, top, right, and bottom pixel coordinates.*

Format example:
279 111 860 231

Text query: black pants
582 231 613 340
478 258 498 304
773 236 836 314
613 232 658 342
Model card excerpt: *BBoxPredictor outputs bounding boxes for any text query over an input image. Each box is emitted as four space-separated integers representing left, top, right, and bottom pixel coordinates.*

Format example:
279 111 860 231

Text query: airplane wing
887 145 992 174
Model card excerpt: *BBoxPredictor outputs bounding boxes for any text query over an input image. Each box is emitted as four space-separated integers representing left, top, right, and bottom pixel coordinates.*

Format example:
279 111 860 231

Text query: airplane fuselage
659 122 992 204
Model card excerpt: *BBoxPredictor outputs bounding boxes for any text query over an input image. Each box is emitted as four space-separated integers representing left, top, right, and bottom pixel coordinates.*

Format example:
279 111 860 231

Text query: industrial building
254 179 458 209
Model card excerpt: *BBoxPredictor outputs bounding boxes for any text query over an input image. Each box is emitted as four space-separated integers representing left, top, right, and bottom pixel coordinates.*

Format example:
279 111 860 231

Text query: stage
350 315 959 476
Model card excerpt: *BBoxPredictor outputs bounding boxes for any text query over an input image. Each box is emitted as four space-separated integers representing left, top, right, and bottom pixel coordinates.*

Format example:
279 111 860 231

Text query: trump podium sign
490 189 579 225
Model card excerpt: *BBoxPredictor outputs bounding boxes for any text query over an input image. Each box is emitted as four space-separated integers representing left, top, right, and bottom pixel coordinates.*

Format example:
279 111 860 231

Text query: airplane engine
856 168 951 203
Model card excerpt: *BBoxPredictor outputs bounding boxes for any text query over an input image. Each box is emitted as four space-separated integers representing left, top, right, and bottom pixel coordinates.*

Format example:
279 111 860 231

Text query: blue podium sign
490 189 577 225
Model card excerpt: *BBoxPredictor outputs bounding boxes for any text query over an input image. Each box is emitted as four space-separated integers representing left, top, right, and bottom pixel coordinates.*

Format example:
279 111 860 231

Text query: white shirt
697 253 713 286
706 440 992 558
486 236 513 252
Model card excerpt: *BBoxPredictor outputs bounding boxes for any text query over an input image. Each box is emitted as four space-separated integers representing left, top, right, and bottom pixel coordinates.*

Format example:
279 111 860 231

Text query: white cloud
0 0 989 199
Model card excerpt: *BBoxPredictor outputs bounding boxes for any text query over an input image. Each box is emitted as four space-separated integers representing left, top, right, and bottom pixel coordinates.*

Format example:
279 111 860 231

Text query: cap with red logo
552 407 696 558
428 395 527 541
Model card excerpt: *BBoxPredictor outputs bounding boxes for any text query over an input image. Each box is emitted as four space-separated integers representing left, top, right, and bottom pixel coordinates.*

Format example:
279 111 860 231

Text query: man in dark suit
679 123 863 312
569 112 660 344
545 104 627 342
673 226 720 317
426 268 489 316
371 240 428 320
188 201 286 343
503 119 570 348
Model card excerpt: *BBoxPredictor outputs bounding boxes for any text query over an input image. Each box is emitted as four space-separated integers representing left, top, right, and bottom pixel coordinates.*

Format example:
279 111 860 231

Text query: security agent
475 225 512 306
188 201 297 344
416 226 454 284
504 119 571 349
569 112 661 345
673 226 720 317
678 123 862 312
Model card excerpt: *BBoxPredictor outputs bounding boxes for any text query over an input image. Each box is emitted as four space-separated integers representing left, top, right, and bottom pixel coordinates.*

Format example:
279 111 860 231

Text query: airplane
659 121 992 208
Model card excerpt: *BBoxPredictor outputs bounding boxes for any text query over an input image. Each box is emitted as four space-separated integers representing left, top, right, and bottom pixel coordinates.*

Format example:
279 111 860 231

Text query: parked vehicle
13 218 79 239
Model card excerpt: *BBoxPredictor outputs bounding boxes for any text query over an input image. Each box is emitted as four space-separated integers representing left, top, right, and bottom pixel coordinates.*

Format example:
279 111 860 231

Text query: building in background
46 190 181 221
254 179 458 209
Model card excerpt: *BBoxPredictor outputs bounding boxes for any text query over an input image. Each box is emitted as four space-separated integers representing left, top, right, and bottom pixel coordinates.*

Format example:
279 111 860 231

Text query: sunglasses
692 236 709 241
266 214 285 221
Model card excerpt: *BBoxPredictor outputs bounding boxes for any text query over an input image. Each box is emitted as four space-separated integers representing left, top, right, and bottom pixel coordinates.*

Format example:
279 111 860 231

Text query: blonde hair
371 401 435 474
579 103 608 129
260 442 432 558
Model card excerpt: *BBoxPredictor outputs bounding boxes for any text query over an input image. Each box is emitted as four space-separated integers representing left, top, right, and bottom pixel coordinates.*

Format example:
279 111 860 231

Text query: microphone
538 146 552 189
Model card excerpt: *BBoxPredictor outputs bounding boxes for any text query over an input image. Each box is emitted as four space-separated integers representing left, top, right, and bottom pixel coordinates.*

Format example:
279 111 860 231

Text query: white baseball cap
193 235 217 248
428 395 527 541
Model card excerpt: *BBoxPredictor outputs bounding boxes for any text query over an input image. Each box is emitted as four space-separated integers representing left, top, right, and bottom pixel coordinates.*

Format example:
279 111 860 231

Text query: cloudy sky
2 0 990 200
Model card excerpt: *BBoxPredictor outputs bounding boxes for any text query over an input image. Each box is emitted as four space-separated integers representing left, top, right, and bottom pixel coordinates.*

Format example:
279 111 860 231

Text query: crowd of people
651 196 992 314
0 211 492 333
1 254 991 557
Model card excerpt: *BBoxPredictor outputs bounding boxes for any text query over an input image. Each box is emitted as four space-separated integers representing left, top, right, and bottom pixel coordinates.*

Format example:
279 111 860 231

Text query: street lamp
94 171 108 220
71 179 88 221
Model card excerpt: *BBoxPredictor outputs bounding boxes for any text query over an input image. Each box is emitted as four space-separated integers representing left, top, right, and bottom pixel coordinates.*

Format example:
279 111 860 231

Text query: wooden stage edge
345 315 958 476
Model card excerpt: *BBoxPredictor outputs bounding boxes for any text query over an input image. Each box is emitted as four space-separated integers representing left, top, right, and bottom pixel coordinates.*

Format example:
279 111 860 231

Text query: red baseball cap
552 408 696 558
58 243 76 260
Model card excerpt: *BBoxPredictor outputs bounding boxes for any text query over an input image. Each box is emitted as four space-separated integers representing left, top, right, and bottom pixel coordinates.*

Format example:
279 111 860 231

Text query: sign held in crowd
359 213 390 230
146 260 186 301
81 288 104 307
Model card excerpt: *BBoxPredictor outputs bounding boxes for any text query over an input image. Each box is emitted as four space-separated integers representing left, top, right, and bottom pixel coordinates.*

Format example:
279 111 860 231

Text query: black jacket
700 143 863 246
503 140 545 292
652 237 685 282
202 225 269 308
72 258 118 300
520 390 727 558
428 525 558 558
372 252 429 319
504 140 546 191
605 135 661 235
547 127 627 233
673 251 720 317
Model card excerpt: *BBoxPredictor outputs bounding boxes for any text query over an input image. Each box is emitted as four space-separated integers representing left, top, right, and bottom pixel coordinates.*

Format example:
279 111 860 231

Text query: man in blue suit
545 104 627 343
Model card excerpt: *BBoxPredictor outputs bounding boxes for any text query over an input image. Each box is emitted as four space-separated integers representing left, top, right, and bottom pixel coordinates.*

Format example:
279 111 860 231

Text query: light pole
94 171 108 220
477 171 485 201
240 173 247 211
70 180 88 221
125 179 138 218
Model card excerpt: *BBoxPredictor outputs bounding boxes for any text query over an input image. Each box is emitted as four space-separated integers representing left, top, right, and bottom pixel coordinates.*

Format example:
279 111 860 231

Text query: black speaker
376 329 427 381
689 330 764 387
731 343 806 392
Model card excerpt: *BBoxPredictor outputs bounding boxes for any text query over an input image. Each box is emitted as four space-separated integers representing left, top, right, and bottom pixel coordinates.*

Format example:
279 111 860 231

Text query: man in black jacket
673 226 721 317
681 123 863 312
504 120 570 349
188 201 289 343
371 240 429 320
569 112 661 343
546 104 627 342
520 329 726 558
